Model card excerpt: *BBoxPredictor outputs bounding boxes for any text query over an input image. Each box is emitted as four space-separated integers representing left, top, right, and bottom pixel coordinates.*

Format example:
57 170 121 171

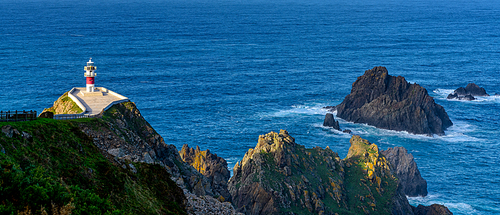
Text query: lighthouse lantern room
84 58 97 92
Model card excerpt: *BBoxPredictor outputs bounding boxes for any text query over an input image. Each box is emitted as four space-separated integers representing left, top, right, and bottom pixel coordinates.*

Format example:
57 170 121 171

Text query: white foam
270 103 333 117
408 194 479 214
434 88 500 103
335 118 480 143
313 123 352 138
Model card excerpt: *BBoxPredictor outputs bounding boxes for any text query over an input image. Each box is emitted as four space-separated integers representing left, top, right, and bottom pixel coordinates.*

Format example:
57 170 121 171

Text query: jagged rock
381 147 427 197
346 136 414 215
323 113 341 131
180 144 232 202
412 204 453 215
1 125 20 138
38 111 54 119
447 83 489 101
465 83 488 96
228 131 424 214
78 102 214 197
336 66 453 136
342 129 352 134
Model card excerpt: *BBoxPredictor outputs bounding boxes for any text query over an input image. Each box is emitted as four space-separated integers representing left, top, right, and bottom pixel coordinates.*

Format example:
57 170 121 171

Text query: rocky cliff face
42 91 83 115
336 67 453 136
180 145 232 202
78 102 214 197
228 130 415 215
381 147 427 197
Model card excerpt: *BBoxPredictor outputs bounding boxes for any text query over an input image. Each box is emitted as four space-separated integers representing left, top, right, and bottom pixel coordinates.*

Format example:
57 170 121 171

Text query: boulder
323 113 341 131
412 204 453 215
465 83 488 96
336 66 452 136
1 125 20 138
381 147 428 197
342 129 352 134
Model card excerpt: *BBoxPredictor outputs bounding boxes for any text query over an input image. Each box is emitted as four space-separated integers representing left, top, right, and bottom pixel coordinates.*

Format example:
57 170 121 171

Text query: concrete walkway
70 87 126 115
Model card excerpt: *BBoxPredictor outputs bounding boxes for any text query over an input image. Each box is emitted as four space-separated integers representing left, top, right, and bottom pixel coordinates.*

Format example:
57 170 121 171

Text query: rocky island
0 91 451 214
447 83 489 101
336 66 453 136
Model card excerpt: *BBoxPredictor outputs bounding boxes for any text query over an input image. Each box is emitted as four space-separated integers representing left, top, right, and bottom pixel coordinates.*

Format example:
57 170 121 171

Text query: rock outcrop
447 83 489 100
180 145 232 202
336 66 453 136
184 189 243 215
41 91 83 115
78 102 214 197
412 204 453 215
381 147 427 197
228 130 419 214
323 113 341 131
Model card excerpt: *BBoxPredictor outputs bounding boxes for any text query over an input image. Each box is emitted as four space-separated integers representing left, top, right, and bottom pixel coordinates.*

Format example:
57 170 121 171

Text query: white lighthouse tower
84 58 97 92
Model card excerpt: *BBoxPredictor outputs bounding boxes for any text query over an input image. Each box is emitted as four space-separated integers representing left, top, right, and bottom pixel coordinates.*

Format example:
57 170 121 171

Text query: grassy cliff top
0 114 186 214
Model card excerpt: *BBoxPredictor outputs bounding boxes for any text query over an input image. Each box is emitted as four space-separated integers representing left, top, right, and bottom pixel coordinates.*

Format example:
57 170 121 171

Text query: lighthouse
84 58 97 92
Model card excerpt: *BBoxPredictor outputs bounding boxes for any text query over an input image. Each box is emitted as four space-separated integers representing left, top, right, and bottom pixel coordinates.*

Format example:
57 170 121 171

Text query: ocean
1 0 499 214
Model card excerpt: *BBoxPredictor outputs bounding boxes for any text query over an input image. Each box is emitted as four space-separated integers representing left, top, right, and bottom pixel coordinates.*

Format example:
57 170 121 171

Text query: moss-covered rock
228 131 418 215
42 91 83 115
179 145 231 202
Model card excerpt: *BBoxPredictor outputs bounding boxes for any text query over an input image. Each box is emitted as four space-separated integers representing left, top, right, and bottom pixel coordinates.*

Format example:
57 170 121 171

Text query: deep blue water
1 0 500 214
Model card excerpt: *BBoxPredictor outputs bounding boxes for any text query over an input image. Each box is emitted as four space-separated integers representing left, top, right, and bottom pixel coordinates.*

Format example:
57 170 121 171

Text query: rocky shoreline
0 89 454 214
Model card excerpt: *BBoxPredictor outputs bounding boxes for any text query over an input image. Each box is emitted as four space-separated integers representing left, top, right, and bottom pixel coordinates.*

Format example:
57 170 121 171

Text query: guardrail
57 87 130 120
0 110 37 122
53 114 99 120
67 87 87 114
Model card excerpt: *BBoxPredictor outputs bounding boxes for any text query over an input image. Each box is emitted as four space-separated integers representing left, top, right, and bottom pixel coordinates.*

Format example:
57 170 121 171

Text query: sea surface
1 0 500 214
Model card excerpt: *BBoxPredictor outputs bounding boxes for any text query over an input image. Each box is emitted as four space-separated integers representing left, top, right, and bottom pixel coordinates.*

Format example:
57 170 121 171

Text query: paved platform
70 87 127 115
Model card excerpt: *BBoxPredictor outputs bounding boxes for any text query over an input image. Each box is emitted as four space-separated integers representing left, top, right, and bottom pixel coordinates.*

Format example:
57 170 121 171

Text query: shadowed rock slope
336 66 453 136
179 144 232 202
381 147 427 197
228 130 415 215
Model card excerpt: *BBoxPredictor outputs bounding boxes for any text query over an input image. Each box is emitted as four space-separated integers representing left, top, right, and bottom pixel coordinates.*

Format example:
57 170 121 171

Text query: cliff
336 67 453 136
42 91 83 115
1 96 242 215
228 130 414 215
0 118 186 214
80 102 214 197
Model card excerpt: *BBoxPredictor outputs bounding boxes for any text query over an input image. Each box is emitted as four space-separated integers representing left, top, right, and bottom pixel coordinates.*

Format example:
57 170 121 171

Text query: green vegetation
0 118 186 215
43 92 83 115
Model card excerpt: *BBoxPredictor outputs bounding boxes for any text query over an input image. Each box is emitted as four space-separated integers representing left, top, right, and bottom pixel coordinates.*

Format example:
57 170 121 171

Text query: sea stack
336 66 453 136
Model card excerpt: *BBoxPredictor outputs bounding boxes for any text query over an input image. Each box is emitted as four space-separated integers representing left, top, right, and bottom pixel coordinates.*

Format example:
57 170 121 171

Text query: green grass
0 118 186 215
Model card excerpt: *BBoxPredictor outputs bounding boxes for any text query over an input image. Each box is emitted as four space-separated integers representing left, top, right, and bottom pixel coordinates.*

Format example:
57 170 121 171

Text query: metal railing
0 110 37 122
53 114 100 120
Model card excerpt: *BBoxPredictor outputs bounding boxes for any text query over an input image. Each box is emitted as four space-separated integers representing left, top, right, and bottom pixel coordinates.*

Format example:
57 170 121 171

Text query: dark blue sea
1 0 500 213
